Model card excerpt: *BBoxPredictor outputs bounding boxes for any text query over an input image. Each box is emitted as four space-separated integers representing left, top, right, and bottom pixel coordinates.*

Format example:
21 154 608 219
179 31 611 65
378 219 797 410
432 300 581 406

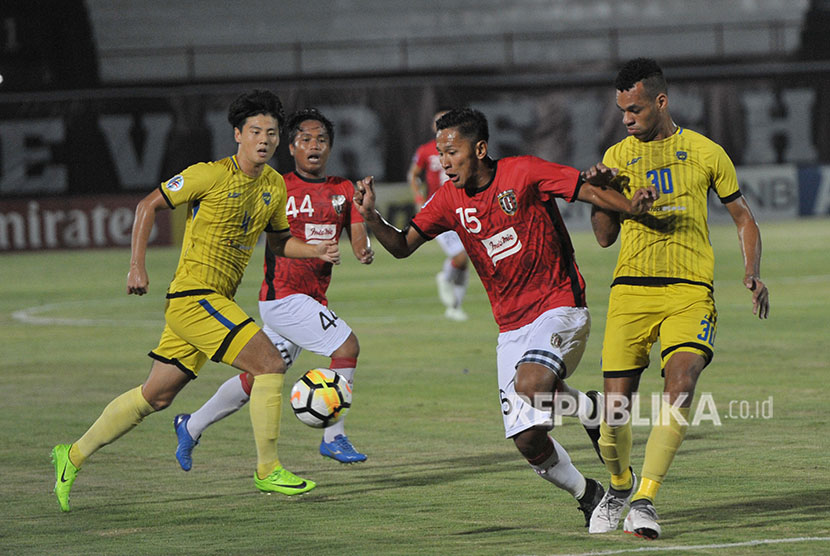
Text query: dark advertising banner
2 75 829 195
1 72 829 251
0 194 171 251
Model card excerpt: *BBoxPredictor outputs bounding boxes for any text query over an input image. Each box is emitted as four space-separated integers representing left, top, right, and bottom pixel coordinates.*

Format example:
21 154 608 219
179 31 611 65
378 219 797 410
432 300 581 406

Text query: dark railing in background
97 20 803 84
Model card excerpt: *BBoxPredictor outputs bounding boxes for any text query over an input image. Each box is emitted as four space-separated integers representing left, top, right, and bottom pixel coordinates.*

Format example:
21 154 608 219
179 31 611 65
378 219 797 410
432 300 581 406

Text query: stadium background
1 0 828 252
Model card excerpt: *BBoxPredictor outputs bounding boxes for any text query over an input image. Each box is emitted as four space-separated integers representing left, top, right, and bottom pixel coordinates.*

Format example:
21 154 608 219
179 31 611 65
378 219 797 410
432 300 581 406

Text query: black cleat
577 478 605 527
583 390 604 464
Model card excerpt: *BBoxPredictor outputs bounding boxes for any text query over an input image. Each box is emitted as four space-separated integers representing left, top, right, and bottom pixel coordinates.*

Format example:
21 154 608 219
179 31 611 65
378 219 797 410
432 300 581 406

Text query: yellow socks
632 406 690 503
599 420 634 491
72 385 155 467
249 373 284 479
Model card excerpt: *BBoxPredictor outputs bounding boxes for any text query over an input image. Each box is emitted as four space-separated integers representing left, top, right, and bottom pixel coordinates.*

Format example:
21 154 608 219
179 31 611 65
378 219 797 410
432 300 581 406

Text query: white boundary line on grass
10 273 830 328
10 299 162 327
8 297 443 327
539 535 830 556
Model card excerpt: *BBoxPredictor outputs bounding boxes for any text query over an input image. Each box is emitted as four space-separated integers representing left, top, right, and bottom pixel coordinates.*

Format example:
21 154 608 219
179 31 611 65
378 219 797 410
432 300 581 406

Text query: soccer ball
290 368 351 428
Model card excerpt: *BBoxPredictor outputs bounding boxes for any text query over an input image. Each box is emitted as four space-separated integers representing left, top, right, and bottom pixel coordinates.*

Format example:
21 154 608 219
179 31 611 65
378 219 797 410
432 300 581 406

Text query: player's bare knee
512 427 553 461
149 398 172 411
262 355 287 375
141 389 175 411
333 333 360 359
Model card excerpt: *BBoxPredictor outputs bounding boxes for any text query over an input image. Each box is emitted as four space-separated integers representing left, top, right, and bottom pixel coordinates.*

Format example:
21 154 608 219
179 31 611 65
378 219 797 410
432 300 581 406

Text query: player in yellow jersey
51 90 340 512
587 58 770 539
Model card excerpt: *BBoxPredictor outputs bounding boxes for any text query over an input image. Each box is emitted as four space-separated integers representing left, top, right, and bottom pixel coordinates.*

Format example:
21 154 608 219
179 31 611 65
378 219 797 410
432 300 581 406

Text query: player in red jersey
174 108 373 468
407 110 471 321
354 108 657 527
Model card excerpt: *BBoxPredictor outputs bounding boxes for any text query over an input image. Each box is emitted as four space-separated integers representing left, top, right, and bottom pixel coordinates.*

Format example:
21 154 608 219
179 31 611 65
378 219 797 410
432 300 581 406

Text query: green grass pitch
1 219 828 555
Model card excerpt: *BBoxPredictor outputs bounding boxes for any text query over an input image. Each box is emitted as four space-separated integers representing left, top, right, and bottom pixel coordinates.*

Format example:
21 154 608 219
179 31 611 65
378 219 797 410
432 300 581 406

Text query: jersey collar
464 159 498 197
292 171 327 183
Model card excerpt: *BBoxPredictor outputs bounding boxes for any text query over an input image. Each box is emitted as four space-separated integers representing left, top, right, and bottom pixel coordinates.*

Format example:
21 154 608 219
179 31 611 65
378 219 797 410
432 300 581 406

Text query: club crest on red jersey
498 190 518 215
331 194 346 214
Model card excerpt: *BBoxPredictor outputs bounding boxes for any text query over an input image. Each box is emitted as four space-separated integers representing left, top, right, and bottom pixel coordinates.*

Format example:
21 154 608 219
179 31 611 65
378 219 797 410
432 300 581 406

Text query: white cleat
624 502 661 540
589 470 637 533
435 272 456 309
444 307 469 321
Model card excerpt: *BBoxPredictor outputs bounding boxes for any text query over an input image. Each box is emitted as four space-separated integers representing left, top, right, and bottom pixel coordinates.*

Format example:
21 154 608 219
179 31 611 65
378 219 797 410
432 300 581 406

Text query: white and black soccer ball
290 368 352 428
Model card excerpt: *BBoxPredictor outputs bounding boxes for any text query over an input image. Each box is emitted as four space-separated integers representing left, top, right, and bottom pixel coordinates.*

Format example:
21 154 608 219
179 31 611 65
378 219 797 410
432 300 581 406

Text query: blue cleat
319 434 367 463
174 413 198 471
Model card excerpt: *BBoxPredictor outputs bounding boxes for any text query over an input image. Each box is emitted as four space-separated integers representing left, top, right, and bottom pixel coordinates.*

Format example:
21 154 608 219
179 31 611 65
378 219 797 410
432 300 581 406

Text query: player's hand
744 275 769 319
353 176 378 220
316 239 341 265
126 266 149 295
630 186 659 214
355 246 374 265
582 163 619 187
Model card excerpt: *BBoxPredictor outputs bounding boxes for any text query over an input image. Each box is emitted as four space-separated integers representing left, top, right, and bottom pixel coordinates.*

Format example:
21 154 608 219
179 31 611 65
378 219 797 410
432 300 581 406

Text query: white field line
9 274 829 327
11 299 162 327
9 297 443 327
534 535 830 556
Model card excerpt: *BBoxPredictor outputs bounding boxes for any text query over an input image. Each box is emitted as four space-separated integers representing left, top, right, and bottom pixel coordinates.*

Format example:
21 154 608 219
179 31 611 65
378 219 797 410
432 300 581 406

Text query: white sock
530 437 587 499
188 374 250 440
440 258 460 283
324 367 355 442
452 272 468 308
442 259 468 308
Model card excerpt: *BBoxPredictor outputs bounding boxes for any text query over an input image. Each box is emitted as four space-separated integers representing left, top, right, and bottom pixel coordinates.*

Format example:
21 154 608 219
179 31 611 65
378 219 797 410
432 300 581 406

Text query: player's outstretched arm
127 188 170 295
590 205 621 248
268 230 341 265
577 172 657 215
725 196 769 319
353 176 425 258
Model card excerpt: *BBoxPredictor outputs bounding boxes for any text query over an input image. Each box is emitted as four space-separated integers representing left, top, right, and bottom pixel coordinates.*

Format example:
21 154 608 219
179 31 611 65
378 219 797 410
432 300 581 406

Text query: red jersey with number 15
259 171 363 304
411 156 585 332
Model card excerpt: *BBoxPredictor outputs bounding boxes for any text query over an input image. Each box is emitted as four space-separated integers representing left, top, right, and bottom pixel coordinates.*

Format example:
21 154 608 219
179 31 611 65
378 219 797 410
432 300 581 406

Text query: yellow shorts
149 291 260 378
601 283 717 377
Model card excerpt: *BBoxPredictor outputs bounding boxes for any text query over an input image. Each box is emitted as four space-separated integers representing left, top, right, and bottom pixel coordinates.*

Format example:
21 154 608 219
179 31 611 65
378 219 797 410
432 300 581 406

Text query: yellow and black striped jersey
159 156 289 299
602 127 740 288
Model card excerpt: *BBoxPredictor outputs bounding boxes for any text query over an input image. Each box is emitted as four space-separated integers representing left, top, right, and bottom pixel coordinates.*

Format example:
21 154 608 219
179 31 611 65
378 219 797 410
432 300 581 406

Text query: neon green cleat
254 466 316 496
51 444 80 512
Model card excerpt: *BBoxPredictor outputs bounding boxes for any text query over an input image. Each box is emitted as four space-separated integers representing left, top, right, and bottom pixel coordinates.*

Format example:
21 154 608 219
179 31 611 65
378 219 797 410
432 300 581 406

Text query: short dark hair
227 89 285 131
435 108 489 143
614 57 667 97
285 108 335 147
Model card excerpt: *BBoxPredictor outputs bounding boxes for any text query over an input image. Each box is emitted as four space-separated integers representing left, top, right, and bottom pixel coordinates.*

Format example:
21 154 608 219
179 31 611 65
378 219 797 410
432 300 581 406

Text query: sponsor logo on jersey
223 239 254 251
165 175 184 192
481 227 522 266
626 157 642 166
304 223 337 243
331 194 346 214
676 151 687 160
497 190 518 215
227 192 241 198
262 192 271 205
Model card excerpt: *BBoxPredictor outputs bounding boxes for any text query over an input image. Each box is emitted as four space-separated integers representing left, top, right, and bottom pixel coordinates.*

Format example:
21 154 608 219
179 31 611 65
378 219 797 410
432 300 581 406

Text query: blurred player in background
174 108 372 469
51 90 340 512
407 110 470 321
354 108 657 528
588 58 770 539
